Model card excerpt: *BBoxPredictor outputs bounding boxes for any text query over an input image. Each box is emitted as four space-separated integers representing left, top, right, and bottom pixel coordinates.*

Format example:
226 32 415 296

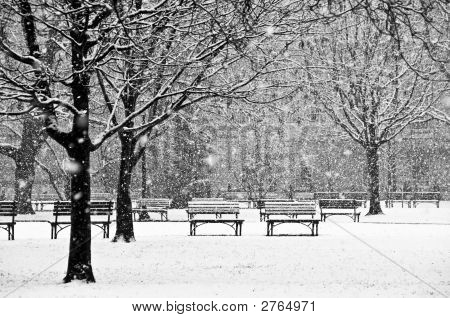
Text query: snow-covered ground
0 202 449 297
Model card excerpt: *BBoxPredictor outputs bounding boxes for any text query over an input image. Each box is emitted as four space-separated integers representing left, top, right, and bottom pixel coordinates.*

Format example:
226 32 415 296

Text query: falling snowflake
266 26 275 36
205 155 217 167
74 192 83 201
63 160 82 174
343 149 352 156
18 179 27 189
138 135 149 147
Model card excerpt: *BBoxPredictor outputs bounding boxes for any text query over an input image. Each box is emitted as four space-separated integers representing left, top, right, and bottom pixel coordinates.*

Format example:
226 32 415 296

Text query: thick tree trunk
13 116 43 214
64 137 94 283
113 134 136 242
64 10 94 281
366 144 383 215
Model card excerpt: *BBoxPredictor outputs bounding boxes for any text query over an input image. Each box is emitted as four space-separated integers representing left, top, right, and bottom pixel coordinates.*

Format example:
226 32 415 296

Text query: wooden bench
412 192 440 208
342 192 368 208
50 201 113 239
132 198 172 221
294 192 315 201
91 193 112 201
187 201 243 236
223 191 252 208
33 194 61 211
264 201 319 236
385 192 413 208
314 192 340 200
256 198 293 219
0 201 16 240
319 199 360 222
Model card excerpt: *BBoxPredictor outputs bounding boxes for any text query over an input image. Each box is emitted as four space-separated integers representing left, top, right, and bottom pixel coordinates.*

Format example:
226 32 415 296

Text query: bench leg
315 222 319 236
103 224 109 239
266 222 270 236
11 224 14 240
190 222 196 236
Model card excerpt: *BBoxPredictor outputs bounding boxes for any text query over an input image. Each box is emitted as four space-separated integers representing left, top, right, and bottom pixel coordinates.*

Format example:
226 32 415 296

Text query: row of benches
224 191 441 208
186 199 361 236
0 201 113 240
385 192 440 208
1 199 361 239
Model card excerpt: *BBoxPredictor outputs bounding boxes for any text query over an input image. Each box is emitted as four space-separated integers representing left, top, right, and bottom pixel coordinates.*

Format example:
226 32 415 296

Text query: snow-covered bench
223 191 252 208
412 192 440 208
256 198 293 220
50 201 113 239
32 194 60 211
263 201 319 236
314 192 340 200
187 201 243 236
385 192 413 208
132 198 172 221
342 192 368 208
0 201 16 240
319 199 360 222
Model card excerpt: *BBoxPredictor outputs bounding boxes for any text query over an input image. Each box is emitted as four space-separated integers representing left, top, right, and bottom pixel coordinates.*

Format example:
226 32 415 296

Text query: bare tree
0 0 123 283
95 0 303 241
301 15 447 214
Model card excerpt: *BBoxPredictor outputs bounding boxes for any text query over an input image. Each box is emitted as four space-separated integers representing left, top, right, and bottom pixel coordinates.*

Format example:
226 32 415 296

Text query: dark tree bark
61 0 96 282
13 116 43 214
64 129 94 283
366 144 383 215
141 148 148 198
113 132 137 242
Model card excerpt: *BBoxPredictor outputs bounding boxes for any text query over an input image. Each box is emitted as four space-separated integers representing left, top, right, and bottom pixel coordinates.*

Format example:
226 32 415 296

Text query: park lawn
0 202 449 297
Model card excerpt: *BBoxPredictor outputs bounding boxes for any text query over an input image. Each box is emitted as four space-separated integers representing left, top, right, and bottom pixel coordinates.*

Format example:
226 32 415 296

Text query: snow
0 202 449 297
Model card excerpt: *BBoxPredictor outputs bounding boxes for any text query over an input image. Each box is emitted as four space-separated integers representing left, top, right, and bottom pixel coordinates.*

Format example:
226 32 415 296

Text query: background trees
295 12 447 214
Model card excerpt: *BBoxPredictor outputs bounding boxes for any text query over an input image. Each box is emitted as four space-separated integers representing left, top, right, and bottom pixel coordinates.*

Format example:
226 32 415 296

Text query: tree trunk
64 136 94 283
13 116 43 214
64 13 94 281
113 134 136 242
141 148 147 198
366 144 383 215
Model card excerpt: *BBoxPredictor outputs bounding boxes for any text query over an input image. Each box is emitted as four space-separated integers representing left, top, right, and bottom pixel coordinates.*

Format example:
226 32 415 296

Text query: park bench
132 198 172 221
412 192 440 208
192 197 224 201
223 191 252 208
187 201 243 236
0 201 16 240
294 192 315 201
314 192 340 200
50 201 113 239
263 201 319 236
319 199 360 222
91 193 112 201
33 194 61 211
256 198 293 218
385 192 413 208
342 192 368 208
